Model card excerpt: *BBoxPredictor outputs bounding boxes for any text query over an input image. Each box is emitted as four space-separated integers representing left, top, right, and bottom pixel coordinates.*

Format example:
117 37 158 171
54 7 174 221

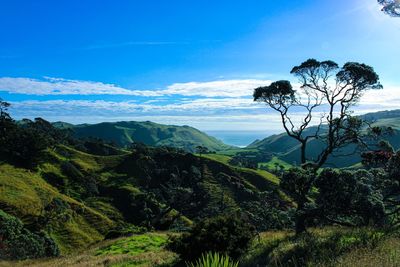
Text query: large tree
254 59 382 170
254 60 382 233
378 0 400 17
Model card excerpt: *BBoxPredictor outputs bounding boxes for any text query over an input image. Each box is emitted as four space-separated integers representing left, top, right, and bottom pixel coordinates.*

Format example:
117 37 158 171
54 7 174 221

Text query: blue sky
0 0 400 132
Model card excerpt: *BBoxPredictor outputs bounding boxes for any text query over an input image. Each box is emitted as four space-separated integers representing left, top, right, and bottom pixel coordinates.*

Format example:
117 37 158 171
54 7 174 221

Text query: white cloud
9 98 260 115
0 77 271 98
361 85 400 109
163 79 271 97
0 77 160 96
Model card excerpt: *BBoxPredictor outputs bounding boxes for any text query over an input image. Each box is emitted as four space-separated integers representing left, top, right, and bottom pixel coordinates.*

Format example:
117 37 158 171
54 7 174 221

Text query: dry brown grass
0 251 176 267
335 237 400 267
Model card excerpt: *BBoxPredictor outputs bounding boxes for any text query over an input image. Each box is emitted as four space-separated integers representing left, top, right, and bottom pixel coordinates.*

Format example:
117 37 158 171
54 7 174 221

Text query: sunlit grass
0 233 177 267
95 233 168 256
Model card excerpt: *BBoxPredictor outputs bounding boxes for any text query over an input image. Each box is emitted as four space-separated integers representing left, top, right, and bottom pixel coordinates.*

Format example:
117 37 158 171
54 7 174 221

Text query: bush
315 169 386 226
188 252 239 267
0 210 59 260
168 214 256 262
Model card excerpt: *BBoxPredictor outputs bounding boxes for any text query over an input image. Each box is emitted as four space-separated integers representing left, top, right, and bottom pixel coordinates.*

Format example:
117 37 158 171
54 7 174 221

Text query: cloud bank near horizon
1 76 400 131
0 77 271 97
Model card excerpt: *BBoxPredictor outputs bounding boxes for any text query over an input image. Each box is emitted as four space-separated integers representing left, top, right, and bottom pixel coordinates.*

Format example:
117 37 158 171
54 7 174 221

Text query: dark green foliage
280 166 390 232
60 161 99 198
0 110 72 168
229 151 268 169
315 169 386 226
0 210 59 260
280 167 315 233
381 152 400 225
280 168 314 205
195 145 209 156
75 138 123 156
242 191 294 231
253 80 295 106
0 120 48 167
361 144 400 226
168 215 256 262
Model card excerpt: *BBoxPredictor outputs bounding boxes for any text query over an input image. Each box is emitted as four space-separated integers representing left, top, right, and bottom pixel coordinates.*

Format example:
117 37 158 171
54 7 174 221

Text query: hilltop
53 121 233 153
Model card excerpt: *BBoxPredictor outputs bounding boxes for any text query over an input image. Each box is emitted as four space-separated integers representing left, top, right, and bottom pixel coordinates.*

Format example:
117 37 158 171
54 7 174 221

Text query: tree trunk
295 202 307 235
295 213 307 235
300 141 307 165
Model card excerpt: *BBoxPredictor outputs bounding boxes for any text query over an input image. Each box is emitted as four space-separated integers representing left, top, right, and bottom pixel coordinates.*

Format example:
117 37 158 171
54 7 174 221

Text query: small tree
0 98 12 148
195 146 209 157
0 98 11 123
378 0 400 17
254 59 382 170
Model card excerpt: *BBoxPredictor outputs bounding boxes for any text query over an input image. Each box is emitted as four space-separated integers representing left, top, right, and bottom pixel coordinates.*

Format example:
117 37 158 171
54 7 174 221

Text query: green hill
0 143 288 257
55 121 233 152
248 109 400 168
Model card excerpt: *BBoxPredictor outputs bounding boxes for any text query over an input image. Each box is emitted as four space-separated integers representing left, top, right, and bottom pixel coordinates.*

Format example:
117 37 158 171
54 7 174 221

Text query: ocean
205 130 276 148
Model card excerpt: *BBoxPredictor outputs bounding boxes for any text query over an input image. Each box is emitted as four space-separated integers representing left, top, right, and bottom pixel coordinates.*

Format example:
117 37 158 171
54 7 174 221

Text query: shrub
168 214 256 262
315 169 386 226
0 209 59 260
187 252 239 267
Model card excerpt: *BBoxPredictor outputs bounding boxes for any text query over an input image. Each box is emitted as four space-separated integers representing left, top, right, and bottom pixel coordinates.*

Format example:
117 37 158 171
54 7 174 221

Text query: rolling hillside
54 121 233 152
248 109 400 168
0 143 287 256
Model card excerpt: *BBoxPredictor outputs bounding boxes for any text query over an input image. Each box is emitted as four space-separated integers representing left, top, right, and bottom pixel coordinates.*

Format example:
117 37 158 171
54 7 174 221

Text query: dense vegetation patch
0 210 59 260
168 215 256 262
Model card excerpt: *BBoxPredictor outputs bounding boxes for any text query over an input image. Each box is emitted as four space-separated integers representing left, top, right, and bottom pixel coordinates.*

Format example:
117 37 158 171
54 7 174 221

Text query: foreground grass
1 228 399 266
336 237 400 267
241 227 400 267
0 233 177 267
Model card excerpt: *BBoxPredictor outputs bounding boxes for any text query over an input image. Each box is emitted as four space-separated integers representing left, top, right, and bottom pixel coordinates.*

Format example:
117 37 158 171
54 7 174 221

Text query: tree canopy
254 59 382 169
254 59 382 234
378 0 400 17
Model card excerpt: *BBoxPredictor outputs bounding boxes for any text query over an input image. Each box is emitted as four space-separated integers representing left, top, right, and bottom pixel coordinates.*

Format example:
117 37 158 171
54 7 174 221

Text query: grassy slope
201 154 280 186
0 163 115 254
0 145 128 254
200 154 293 204
3 228 398 267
